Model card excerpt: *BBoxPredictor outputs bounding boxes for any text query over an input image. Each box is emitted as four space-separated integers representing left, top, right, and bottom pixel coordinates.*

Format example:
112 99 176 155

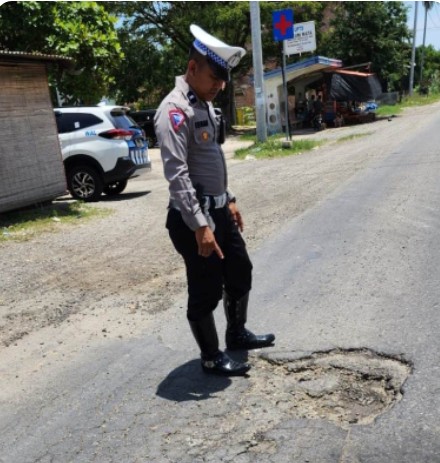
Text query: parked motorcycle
312 113 326 131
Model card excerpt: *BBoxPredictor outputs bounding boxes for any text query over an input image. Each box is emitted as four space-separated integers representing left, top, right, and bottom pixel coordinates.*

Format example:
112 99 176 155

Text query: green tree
108 1 253 109
107 1 326 114
319 2 412 92
0 1 122 104
416 44 440 92
106 11 187 107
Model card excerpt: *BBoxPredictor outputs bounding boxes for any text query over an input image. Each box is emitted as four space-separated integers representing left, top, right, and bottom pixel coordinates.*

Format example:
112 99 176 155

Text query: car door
54 111 73 159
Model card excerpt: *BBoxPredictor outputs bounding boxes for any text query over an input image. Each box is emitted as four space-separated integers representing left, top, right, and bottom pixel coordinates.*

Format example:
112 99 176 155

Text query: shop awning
325 70 382 102
263 55 342 87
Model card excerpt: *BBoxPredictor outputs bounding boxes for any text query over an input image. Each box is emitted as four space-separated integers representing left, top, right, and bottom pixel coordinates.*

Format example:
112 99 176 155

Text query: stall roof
325 69 382 101
0 50 73 67
332 69 376 77
263 55 342 84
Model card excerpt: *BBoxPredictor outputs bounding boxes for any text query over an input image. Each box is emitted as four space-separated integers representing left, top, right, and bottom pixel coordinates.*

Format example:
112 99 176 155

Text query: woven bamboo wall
0 61 66 213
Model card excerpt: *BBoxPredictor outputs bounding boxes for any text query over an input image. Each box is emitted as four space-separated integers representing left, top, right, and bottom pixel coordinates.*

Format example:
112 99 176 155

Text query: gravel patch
0 105 435 350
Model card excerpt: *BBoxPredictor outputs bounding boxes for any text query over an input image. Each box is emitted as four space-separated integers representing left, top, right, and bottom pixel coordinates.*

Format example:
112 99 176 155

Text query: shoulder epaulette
187 91 197 105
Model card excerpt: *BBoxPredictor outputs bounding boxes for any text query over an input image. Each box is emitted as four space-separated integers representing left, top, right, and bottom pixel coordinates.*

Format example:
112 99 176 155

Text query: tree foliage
107 1 326 111
319 2 412 91
107 1 253 108
416 44 440 92
0 1 122 104
1 1 436 107
108 1 415 105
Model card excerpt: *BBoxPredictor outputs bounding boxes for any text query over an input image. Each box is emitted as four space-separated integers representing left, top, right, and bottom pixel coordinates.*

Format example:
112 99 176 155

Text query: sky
406 1 440 50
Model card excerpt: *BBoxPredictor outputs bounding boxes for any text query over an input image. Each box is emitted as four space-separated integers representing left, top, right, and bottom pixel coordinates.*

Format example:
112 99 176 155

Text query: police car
54 106 151 201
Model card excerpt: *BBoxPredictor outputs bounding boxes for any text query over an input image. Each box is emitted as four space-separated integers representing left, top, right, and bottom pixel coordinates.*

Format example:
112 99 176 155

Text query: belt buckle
215 193 226 208
204 193 226 209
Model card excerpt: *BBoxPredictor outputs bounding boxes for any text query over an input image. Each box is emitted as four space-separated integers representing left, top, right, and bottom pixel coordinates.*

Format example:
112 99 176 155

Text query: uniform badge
202 131 209 141
169 109 186 132
187 91 197 105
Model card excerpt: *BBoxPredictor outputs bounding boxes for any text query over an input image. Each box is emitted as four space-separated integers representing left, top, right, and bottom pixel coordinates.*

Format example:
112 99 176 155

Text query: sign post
272 9 294 141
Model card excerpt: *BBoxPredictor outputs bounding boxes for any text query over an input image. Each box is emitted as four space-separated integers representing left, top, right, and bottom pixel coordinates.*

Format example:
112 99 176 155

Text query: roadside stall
323 70 382 125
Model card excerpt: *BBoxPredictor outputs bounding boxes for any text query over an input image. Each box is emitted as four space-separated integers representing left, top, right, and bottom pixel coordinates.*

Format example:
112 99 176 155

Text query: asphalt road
1 107 440 462
250 107 440 461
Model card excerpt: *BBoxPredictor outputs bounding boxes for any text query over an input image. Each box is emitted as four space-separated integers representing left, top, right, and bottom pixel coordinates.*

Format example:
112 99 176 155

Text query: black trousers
166 206 253 321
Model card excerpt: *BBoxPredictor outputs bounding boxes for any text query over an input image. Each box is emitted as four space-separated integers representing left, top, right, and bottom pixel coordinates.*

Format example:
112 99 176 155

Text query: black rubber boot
224 292 275 350
189 312 250 376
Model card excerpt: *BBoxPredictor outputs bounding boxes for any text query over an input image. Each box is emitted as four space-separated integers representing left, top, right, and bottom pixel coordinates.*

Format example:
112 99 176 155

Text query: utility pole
250 1 267 142
419 5 428 86
409 1 418 96
420 1 434 89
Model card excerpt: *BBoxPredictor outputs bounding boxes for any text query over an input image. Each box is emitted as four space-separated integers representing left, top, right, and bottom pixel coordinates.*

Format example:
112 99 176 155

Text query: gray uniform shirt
155 76 234 231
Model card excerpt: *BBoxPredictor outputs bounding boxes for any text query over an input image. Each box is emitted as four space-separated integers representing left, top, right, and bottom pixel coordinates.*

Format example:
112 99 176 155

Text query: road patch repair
245 348 412 429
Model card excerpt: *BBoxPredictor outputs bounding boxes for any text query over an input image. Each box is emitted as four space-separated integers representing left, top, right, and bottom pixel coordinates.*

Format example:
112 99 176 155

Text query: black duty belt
169 192 228 211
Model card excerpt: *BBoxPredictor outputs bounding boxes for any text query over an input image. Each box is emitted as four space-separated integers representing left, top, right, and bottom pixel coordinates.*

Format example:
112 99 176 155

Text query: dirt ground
0 107 432 352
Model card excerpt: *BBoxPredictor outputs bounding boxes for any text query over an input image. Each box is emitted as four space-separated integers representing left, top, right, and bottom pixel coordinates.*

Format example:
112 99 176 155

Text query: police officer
155 25 275 376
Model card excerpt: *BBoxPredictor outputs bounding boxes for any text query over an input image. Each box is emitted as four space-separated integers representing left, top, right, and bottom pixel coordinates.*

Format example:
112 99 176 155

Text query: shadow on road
54 190 151 203
156 359 232 402
100 190 151 202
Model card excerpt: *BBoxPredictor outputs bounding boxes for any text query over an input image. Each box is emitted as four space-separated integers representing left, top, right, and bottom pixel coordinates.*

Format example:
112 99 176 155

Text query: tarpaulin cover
325 71 382 102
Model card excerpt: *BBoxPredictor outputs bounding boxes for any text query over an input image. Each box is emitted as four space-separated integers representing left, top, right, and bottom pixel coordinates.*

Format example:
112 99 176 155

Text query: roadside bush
429 71 440 94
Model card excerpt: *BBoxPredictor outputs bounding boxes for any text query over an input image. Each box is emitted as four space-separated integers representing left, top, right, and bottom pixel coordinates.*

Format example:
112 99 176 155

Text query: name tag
195 120 208 129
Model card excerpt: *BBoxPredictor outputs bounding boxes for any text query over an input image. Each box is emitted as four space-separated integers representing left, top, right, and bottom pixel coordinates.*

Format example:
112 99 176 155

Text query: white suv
54 106 151 201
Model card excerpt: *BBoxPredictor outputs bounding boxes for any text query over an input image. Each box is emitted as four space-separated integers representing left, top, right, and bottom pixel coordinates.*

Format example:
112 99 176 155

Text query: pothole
246 348 412 428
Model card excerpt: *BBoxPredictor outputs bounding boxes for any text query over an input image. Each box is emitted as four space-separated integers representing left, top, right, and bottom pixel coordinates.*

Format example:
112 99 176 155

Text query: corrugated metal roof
0 50 73 66
264 55 342 82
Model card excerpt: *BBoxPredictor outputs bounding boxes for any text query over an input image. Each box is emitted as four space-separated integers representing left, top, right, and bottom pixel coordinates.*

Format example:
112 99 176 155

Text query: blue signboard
272 9 294 42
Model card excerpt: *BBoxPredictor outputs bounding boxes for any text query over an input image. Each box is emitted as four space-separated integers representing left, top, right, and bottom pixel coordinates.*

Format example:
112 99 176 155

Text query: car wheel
67 165 103 202
103 180 128 196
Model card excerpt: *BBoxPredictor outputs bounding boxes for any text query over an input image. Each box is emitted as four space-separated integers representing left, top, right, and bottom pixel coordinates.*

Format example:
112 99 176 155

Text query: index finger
237 218 244 232
235 213 244 232
214 242 224 260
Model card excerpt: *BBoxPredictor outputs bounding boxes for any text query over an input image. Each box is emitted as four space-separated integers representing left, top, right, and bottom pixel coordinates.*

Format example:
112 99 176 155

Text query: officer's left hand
228 202 244 232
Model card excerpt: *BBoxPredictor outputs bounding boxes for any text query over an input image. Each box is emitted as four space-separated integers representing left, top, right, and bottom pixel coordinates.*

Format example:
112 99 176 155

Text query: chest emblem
169 109 186 132
201 131 210 141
